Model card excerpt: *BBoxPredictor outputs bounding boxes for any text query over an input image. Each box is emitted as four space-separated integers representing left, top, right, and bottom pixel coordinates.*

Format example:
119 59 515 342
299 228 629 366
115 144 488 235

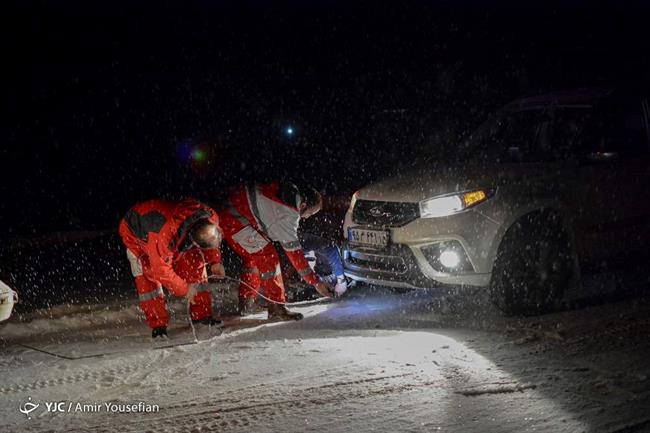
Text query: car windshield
457 106 592 163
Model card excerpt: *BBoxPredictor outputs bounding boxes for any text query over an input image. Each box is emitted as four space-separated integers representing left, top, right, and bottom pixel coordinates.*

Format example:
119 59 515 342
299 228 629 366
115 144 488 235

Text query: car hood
356 163 555 203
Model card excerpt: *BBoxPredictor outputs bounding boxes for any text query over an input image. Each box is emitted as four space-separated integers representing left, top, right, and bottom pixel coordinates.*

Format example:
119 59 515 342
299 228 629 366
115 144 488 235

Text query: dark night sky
2 0 649 237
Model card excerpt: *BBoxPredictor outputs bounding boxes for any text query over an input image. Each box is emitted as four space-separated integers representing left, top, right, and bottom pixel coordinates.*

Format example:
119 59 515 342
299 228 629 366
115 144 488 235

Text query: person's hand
314 280 334 298
210 263 226 279
334 276 348 296
185 284 199 304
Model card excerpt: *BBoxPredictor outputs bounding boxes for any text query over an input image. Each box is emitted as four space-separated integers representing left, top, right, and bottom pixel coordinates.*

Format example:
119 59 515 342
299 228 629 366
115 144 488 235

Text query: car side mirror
582 151 619 165
506 146 524 162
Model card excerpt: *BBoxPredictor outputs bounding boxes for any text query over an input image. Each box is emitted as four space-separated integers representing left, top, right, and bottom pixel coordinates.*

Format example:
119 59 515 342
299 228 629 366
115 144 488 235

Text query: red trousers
125 248 213 329
220 209 287 304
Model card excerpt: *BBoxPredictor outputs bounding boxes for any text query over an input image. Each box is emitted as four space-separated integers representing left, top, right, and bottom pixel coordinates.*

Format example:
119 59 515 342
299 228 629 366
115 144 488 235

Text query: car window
579 99 650 157
462 107 595 163
461 108 550 163
547 107 592 160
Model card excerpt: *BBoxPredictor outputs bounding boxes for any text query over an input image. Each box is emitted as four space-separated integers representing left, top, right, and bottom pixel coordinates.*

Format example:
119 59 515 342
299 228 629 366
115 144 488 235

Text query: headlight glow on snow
419 190 490 218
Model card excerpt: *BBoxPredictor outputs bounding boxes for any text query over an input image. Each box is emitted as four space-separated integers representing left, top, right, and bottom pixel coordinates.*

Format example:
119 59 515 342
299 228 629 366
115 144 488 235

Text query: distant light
439 250 460 268
191 148 207 163
286 126 294 136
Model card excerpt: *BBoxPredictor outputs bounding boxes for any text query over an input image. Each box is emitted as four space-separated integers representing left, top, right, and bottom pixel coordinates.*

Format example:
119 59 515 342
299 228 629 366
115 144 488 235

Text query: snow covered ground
1 284 650 433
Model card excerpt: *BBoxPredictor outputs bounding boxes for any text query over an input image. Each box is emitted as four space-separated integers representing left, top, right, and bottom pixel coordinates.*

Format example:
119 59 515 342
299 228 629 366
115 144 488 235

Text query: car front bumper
343 243 439 288
343 206 501 288
343 240 492 289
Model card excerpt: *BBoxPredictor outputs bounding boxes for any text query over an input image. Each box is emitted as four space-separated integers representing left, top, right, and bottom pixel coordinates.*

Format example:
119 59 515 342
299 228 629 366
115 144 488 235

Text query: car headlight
419 190 491 218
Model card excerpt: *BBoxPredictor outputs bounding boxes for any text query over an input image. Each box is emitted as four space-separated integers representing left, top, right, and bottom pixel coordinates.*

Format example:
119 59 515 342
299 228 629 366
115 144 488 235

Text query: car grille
352 200 420 227
343 243 438 288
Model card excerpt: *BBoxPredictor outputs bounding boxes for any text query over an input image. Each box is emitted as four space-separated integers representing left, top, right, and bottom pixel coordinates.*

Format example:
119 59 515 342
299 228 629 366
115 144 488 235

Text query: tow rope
209 275 288 305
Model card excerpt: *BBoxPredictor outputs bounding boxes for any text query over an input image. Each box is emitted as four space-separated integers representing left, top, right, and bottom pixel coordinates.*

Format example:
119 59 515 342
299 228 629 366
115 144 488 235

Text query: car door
547 105 609 268
614 96 650 254
571 94 650 268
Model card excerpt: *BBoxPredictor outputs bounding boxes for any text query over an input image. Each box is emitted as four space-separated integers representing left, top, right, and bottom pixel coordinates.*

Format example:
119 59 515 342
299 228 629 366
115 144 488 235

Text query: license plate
348 227 389 248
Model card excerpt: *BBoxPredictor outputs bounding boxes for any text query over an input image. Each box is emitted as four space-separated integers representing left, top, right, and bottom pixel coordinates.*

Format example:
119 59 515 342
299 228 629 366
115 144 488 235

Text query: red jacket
119 199 221 296
226 182 319 285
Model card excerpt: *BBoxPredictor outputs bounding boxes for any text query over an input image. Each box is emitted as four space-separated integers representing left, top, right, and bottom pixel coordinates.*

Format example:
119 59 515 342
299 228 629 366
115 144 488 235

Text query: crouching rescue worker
118 198 225 339
301 233 348 296
220 182 333 320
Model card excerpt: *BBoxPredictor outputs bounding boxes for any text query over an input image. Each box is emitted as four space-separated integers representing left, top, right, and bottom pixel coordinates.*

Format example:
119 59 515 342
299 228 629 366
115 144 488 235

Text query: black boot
151 326 168 339
239 297 265 316
268 303 303 321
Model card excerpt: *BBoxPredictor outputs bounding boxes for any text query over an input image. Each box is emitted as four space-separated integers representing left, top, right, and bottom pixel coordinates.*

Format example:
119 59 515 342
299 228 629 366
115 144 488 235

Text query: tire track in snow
0 364 142 394
0 351 169 394
59 372 446 433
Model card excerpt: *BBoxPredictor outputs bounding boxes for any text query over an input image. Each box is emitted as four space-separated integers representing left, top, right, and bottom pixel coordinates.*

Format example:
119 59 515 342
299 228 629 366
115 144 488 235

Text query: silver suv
343 88 650 315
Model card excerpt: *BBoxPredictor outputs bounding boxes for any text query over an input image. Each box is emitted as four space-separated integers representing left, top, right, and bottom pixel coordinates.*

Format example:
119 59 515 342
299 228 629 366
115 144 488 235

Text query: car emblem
369 206 387 218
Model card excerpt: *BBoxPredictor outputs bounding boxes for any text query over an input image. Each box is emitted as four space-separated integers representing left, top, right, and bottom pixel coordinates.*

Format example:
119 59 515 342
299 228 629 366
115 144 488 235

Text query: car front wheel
489 213 575 316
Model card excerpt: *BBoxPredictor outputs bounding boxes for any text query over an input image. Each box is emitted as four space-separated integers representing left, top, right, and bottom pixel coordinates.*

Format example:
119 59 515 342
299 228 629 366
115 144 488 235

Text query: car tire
489 213 574 316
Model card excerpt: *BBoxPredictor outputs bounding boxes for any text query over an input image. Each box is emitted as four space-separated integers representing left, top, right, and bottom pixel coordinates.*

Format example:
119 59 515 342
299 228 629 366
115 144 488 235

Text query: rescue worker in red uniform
118 198 225 338
220 182 333 320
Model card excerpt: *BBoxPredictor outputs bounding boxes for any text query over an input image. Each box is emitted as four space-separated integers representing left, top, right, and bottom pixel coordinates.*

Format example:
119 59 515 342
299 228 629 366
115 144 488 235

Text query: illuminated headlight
439 250 460 268
419 190 491 218
421 241 473 273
